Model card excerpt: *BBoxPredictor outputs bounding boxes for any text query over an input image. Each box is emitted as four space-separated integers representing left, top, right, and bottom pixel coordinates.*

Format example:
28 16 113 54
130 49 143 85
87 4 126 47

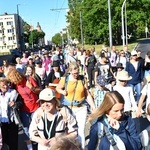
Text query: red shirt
16 78 39 113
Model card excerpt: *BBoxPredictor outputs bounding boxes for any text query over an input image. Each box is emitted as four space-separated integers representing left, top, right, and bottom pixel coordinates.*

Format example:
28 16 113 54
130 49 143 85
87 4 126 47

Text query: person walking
88 91 142 150
56 62 95 149
29 88 77 150
126 50 144 102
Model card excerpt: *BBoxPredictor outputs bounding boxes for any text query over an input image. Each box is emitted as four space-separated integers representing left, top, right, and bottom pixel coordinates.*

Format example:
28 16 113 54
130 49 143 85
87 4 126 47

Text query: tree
52 33 62 45
52 33 68 46
67 0 150 45
23 21 30 43
23 21 45 47
29 30 45 46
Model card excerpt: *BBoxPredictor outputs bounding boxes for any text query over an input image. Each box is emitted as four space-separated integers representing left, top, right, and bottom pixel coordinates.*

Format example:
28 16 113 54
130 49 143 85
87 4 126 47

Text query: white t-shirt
141 83 150 112
114 84 137 111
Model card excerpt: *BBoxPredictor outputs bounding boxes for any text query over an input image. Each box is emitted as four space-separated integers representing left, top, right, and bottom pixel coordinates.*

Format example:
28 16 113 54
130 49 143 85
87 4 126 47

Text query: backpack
96 121 126 150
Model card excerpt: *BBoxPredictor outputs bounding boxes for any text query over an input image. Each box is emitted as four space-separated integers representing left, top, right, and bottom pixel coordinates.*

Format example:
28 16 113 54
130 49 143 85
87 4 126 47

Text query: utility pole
17 4 21 50
108 0 112 51
121 0 127 47
125 2 128 45
80 11 84 47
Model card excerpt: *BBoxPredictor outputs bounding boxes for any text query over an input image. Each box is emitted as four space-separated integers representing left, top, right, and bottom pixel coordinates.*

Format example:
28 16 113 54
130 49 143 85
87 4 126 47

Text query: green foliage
23 21 30 43
52 33 67 45
52 33 62 45
29 30 45 45
23 22 45 46
67 0 150 45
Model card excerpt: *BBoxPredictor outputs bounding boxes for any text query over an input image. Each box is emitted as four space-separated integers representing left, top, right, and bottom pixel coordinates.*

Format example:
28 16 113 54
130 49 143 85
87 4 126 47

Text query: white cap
37 88 55 102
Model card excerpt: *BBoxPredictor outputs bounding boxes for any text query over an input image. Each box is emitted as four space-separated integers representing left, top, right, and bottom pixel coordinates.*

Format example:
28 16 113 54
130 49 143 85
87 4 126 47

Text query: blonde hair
50 137 82 150
6 69 24 85
68 62 79 72
16 57 21 62
0 77 8 85
88 91 125 121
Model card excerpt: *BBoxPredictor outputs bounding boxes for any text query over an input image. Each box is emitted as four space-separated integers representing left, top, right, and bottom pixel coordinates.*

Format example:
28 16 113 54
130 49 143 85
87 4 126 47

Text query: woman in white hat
29 88 77 150
114 70 137 116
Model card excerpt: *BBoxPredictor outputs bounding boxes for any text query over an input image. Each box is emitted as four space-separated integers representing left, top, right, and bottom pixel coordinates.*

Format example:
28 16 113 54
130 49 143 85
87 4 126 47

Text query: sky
0 0 68 42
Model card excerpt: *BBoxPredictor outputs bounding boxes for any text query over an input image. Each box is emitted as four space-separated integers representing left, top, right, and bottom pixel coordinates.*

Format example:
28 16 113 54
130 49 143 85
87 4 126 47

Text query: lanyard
44 111 57 139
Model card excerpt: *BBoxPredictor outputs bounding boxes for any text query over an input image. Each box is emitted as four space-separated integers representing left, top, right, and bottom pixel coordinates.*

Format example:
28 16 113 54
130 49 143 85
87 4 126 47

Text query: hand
141 82 144 86
136 109 142 118
26 80 32 89
9 101 15 107
106 114 120 130
39 138 50 146
62 90 68 96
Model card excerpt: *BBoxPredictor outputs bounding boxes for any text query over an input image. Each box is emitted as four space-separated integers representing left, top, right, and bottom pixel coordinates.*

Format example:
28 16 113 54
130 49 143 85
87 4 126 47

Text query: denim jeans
71 105 87 149
130 83 141 102
20 111 34 140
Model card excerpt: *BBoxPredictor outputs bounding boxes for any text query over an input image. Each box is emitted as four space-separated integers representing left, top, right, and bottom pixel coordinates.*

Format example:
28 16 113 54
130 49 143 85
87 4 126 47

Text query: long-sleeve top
126 61 144 85
29 106 77 150
88 116 142 150
113 85 137 111
0 89 22 124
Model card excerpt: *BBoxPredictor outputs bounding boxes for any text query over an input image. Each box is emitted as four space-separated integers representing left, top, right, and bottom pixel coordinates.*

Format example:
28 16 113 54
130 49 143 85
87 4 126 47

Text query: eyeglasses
40 99 55 104
119 80 127 82
72 72 79 75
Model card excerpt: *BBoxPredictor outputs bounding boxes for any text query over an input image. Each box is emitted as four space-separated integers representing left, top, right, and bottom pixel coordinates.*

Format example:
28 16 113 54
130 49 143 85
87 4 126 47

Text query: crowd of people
0 45 149 150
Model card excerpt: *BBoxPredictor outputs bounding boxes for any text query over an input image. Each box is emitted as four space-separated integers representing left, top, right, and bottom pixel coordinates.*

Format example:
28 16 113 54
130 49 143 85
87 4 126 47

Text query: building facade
0 13 24 52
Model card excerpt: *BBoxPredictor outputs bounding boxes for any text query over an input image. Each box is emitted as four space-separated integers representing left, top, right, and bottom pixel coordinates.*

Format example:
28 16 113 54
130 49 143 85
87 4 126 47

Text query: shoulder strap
96 122 104 150
104 126 119 150
65 74 70 90
60 107 67 124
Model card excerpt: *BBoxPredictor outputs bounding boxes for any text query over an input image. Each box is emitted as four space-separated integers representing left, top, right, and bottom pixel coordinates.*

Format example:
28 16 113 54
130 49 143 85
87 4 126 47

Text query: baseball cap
35 59 42 64
131 50 137 56
37 88 56 102
28 56 33 60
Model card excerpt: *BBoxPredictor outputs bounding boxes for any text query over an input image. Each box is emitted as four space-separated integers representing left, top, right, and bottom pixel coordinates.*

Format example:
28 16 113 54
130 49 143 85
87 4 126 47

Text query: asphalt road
135 38 150 58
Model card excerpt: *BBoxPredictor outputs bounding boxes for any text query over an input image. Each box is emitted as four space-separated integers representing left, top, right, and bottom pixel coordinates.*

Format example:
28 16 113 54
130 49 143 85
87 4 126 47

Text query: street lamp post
121 0 127 47
17 4 21 50
125 3 128 45
108 0 113 50
80 10 84 47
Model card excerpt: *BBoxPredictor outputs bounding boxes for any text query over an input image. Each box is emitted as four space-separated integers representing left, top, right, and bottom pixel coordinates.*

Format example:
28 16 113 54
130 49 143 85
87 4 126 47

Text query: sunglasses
119 80 127 82
72 72 79 75
40 99 55 104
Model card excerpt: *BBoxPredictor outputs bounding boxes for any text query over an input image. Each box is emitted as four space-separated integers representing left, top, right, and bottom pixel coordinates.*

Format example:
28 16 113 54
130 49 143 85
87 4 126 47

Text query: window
7 29 14 33
8 37 12 40
7 21 13 25
0 22 3 26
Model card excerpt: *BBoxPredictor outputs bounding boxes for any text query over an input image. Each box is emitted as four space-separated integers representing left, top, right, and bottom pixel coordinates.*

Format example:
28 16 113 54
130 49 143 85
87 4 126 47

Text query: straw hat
146 76 150 82
116 70 132 81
